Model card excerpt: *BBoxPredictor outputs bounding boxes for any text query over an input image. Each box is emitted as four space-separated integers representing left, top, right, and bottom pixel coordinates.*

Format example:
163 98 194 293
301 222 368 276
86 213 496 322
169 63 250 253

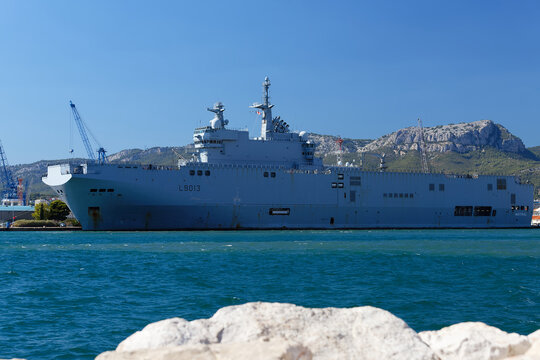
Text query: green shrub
32 203 49 220
64 218 81 227
48 200 71 221
12 220 58 228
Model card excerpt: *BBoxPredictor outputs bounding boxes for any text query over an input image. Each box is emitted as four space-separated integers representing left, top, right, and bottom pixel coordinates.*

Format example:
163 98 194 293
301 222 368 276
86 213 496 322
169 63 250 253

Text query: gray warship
43 78 534 230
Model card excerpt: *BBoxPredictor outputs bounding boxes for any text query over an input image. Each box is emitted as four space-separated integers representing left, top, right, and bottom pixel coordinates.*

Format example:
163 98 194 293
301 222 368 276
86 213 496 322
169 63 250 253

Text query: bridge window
487 184 493 191
90 189 97 192
497 178 506 190
331 182 337 188
271 172 276 178
338 183 344 188
99 189 106 192
205 170 210 176
410 193 414 198
107 189 114 192
439 184 445 191
264 172 269 177
189 170 195 176
197 170 203 176
338 174 344 180
429 184 435 191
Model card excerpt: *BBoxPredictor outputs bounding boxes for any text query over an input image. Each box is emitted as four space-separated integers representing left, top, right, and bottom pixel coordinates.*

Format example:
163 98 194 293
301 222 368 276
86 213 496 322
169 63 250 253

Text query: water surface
0 229 538 359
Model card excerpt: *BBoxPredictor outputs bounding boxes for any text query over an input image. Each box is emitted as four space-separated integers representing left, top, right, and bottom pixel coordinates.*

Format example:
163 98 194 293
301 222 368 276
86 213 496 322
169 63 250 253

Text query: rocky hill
306 133 371 154
358 120 526 155
4 120 540 199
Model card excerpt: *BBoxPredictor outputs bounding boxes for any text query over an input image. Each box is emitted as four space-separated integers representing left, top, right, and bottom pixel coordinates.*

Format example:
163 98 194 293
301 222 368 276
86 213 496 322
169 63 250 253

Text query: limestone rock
96 339 311 360
506 330 540 360
104 302 436 360
360 120 526 154
419 322 531 360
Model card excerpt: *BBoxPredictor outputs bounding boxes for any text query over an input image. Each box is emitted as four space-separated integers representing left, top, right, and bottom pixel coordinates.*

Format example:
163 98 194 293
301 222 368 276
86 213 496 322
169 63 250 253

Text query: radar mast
250 76 275 139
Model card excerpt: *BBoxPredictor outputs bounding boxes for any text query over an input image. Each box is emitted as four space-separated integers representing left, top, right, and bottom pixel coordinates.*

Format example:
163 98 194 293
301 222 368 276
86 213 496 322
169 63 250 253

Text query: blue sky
1 0 539 164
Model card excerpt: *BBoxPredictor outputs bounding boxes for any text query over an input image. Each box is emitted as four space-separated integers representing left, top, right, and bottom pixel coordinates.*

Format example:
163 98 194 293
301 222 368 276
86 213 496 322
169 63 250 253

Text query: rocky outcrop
95 302 539 360
419 323 532 360
306 133 371 154
360 120 526 154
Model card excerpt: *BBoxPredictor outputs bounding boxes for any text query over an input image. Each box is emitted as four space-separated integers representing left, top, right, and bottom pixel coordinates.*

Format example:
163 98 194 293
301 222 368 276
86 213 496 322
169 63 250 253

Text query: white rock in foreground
97 302 436 360
419 322 531 360
97 339 311 360
96 302 539 360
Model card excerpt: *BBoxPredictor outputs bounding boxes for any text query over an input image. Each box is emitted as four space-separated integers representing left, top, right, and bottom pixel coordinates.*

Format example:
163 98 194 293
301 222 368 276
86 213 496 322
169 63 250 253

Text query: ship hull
43 164 534 230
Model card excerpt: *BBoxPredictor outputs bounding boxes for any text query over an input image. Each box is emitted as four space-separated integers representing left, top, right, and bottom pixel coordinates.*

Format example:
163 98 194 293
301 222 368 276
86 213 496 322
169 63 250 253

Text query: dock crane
0 140 23 202
69 101 107 164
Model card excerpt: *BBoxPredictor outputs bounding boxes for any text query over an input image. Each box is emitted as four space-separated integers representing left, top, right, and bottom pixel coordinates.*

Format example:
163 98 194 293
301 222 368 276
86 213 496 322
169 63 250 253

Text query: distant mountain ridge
360 120 526 154
4 120 540 198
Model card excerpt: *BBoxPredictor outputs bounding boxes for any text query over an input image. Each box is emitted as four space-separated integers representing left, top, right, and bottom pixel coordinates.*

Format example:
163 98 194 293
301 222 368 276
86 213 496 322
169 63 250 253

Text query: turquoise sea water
0 230 538 360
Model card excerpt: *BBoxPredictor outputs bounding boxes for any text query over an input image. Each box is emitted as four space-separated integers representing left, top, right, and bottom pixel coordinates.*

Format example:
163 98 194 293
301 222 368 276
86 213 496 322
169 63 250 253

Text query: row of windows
454 206 494 217
264 172 276 178
331 182 344 188
429 184 445 191
195 139 223 144
89 189 114 193
511 205 529 211
384 193 414 199
189 170 211 176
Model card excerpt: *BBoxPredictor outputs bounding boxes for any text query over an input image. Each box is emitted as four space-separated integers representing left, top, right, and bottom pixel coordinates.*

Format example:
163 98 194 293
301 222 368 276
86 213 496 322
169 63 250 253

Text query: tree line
32 200 71 221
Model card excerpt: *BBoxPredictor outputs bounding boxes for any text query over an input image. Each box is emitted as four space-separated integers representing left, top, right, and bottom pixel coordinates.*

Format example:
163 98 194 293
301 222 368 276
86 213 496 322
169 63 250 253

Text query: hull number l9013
179 185 201 192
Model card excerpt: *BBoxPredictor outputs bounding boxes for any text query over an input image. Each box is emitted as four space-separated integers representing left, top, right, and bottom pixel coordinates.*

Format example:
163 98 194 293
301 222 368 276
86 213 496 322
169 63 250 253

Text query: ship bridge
192 78 319 168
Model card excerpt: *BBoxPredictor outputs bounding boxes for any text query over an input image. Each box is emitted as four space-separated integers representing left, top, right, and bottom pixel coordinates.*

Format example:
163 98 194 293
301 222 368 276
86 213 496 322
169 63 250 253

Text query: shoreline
2 226 539 232
0 227 82 231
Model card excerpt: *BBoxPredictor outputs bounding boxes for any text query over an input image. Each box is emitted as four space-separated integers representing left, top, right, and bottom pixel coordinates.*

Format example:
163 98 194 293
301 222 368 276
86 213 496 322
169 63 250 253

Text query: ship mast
417 118 430 173
250 77 275 139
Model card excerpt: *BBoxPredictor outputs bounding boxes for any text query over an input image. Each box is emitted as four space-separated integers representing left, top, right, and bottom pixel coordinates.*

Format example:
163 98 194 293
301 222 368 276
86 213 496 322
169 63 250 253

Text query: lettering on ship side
179 185 201 192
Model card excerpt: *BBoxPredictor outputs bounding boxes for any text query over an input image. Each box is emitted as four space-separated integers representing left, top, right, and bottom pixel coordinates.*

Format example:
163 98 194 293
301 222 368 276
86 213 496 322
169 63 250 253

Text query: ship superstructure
43 78 534 230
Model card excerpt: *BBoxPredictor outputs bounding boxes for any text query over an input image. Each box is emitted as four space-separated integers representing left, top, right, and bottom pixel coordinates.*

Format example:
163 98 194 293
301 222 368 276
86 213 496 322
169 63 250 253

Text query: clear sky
1 0 539 164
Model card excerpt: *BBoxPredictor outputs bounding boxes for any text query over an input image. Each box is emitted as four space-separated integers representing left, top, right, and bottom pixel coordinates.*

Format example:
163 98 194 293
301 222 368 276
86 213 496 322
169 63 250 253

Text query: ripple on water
0 229 538 360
